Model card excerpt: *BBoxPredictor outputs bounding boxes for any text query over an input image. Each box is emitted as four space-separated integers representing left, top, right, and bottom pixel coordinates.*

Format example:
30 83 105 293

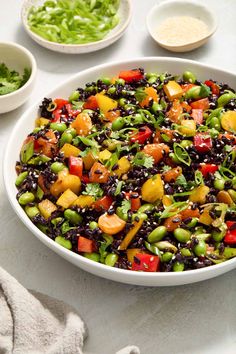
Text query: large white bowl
21 0 132 54
3 57 236 286
0 42 37 114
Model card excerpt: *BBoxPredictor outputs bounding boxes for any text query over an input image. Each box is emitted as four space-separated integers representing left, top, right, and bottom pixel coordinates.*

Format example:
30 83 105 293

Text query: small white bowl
21 0 132 54
146 0 217 52
0 42 37 114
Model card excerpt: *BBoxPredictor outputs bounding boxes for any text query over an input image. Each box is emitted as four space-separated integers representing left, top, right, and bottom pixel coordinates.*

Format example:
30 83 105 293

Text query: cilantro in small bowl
0 42 37 114
0 63 31 96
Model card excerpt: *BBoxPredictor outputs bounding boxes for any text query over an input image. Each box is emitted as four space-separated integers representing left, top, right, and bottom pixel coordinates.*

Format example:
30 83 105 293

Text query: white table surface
1 1 236 353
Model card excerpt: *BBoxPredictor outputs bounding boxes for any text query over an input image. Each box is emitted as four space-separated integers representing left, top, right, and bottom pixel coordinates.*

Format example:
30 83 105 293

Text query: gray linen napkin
0 267 140 354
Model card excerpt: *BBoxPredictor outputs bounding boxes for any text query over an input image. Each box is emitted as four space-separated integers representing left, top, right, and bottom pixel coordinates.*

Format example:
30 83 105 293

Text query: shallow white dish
0 42 37 114
146 0 217 52
21 0 132 54
3 57 236 286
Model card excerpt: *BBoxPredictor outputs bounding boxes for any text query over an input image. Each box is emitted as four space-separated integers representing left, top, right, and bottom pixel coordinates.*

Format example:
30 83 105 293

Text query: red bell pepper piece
118 69 144 83
204 80 220 96
69 156 83 178
199 164 218 177
83 95 99 110
54 98 69 109
130 126 152 144
194 133 212 153
224 222 236 245
131 254 160 272
78 236 96 253
190 98 210 110
65 103 80 118
51 108 62 122
125 192 141 211
81 175 90 184
191 109 203 124
93 196 113 211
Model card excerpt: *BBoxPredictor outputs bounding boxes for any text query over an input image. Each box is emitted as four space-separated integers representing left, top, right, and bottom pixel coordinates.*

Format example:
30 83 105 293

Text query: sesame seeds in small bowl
146 0 218 52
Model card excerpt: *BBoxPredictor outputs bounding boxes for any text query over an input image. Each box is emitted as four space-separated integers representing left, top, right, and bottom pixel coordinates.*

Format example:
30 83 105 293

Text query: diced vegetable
141 174 164 203
38 199 57 219
98 213 126 235
164 81 183 100
78 236 96 253
119 219 144 250
131 254 160 272
118 69 144 82
56 189 78 209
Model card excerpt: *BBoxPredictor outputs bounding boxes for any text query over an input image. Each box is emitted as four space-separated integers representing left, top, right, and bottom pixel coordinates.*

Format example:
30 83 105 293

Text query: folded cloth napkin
0 267 140 354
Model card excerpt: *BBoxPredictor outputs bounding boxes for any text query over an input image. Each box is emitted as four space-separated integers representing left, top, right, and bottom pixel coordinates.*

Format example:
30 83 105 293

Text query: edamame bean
55 236 72 250
183 71 196 83
112 117 125 131
89 221 98 230
173 262 185 272
64 209 83 225
193 240 206 256
18 192 35 205
100 77 111 85
186 217 198 228
51 162 66 174
180 140 192 148
148 226 167 243
116 207 128 221
69 90 80 102
15 171 28 187
173 228 191 243
50 122 67 133
115 78 125 86
212 229 225 242
25 205 40 218
228 189 236 202
213 178 225 190
107 86 116 95
217 91 236 107
138 204 154 213
162 252 173 263
131 213 148 221
59 131 73 146
84 252 100 262
209 117 221 131
232 176 236 189
180 248 192 257
119 98 127 106
105 253 118 267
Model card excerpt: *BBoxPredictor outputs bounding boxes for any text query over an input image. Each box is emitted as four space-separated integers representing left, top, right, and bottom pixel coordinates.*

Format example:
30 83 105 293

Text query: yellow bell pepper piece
82 149 98 170
221 111 236 132
164 81 183 101
199 209 213 225
72 195 95 208
50 170 81 197
189 185 210 204
98 149 112 163
112 156 131 177
118 219 144 250
56 189 78 209
60 143 81 158
127 248 143 263
162 195 173 207
38 199 57 219
35 117 50 127
95 93 118 114
141 174 164 203
179 119 196 136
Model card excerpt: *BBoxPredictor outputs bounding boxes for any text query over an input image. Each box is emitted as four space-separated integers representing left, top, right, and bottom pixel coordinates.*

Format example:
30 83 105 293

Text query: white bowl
3 57 236 286
21 0 132 54
0 42 37 114
146 0 218 52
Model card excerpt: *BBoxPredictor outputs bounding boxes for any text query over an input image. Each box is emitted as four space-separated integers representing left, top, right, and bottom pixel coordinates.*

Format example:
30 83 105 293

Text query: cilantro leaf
132 152 154 168
120 199 131 214
0 63 30 95
135 88 148 102
82 183 103 199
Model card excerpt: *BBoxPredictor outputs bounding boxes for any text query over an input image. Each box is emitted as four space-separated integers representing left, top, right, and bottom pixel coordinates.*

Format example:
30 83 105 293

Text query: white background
0 1 236 353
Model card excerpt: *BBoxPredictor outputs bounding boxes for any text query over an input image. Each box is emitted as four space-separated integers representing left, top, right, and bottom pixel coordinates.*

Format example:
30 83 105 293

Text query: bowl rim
146 0 218 48
0 41 37 99
3 56 236 285
21 0 132 50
